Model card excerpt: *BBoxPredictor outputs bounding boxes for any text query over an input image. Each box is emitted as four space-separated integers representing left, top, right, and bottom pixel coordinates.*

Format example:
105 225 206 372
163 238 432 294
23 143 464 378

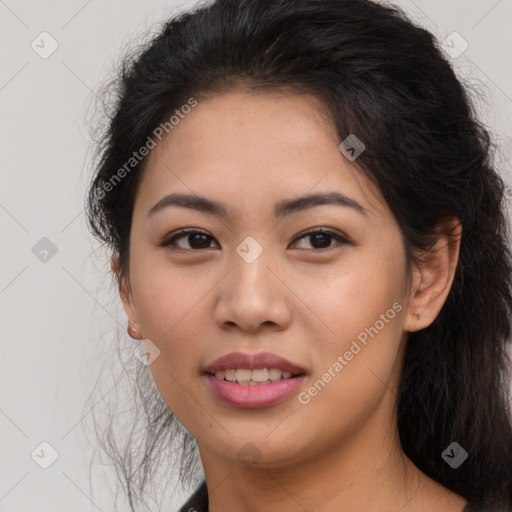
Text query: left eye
291 229 349 250
160 228 349 251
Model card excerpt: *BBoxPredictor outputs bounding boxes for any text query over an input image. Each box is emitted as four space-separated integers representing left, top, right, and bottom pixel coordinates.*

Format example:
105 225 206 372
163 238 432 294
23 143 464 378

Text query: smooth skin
115 91 466 512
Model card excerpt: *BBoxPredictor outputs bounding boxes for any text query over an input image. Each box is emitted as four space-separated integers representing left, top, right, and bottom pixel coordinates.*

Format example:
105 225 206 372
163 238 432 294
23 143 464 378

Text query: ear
111 253 143 339
404 217 462 332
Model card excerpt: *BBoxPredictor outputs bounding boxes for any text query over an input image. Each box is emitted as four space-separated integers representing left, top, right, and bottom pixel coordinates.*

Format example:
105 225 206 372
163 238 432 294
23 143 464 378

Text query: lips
203 351 307 376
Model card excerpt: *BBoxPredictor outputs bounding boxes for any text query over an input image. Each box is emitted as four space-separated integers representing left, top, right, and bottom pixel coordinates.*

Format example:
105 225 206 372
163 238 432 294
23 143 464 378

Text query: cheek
292 269 406 438
292 243 408 410
132 268 207 430
130 248 206 336
129 258 207 397
295 245 406 342
328 301 404 386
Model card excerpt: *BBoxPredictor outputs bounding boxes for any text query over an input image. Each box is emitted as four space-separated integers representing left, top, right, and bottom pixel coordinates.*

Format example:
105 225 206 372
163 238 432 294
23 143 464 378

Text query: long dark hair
85 0 512 510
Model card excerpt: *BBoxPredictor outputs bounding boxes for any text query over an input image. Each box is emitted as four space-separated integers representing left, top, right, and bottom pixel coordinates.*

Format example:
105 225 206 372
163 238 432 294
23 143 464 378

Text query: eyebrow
147 191 367 219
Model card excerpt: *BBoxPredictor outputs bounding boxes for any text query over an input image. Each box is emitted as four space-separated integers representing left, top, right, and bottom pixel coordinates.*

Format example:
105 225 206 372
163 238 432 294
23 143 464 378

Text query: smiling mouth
208 368 305 385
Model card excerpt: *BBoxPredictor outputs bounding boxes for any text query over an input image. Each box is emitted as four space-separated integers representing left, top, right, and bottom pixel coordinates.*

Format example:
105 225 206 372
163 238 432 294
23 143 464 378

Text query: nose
213 244 292 334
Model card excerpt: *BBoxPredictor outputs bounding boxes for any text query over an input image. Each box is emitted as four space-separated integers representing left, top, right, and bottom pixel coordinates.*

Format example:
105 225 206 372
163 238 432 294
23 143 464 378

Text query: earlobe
404 218 462 333
127 320 144 340
111 253 143 339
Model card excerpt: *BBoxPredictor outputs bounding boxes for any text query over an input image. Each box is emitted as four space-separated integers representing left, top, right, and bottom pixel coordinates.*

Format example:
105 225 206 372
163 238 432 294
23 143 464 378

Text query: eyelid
290 226 351 247
159 226 351 251
159 227 217 248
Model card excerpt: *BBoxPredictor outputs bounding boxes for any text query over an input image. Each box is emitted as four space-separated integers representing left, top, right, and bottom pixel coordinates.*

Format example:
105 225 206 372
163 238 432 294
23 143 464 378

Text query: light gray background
1 1 511 511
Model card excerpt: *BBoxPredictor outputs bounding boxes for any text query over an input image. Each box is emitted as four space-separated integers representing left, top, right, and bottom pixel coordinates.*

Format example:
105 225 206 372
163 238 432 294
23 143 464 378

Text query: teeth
235 369 252 383
214 367 295 384
224 369 237 382
251 368 269 382
270 368 284 381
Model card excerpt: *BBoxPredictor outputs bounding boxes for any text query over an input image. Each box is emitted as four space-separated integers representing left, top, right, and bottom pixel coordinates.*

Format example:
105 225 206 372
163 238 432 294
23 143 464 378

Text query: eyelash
159 227 350 252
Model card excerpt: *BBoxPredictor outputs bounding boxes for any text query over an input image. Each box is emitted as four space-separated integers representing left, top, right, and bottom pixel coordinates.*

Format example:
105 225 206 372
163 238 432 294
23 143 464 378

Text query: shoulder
177 480 209 512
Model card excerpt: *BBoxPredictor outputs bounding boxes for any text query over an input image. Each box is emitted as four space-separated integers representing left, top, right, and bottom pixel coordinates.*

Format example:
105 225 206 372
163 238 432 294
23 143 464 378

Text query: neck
199 390 443 512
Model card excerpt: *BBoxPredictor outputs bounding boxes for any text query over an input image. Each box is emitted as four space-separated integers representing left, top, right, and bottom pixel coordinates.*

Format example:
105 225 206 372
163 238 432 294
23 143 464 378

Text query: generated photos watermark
298 301 403 404
94 97 198 200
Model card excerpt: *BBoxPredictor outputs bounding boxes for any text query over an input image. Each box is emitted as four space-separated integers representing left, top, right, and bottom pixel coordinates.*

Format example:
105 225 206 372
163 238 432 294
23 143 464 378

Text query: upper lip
203 351 307 375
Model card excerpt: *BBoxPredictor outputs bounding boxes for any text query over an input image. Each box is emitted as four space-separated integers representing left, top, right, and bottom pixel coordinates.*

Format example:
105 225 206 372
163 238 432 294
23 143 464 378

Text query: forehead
135 91 387 217
150 91 339 169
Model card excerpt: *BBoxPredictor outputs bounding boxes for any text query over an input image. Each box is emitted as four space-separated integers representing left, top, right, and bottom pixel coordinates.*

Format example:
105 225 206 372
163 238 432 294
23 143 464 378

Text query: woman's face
120 91 419 469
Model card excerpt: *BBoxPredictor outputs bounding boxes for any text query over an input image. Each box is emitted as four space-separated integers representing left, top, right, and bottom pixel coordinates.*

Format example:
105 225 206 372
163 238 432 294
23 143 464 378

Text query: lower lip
205 374 306 408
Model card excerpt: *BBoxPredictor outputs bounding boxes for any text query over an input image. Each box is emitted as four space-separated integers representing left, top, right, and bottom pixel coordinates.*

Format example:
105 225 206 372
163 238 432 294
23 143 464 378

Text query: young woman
85 0 512 510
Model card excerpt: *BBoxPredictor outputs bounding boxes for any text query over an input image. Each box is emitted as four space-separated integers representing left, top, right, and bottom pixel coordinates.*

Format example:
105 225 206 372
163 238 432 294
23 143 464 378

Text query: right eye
160 228 220 251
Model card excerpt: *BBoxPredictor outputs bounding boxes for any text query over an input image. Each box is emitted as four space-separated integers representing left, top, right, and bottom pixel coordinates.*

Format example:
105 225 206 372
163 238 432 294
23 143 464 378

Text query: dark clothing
178 479 484 511
178 480 209 511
